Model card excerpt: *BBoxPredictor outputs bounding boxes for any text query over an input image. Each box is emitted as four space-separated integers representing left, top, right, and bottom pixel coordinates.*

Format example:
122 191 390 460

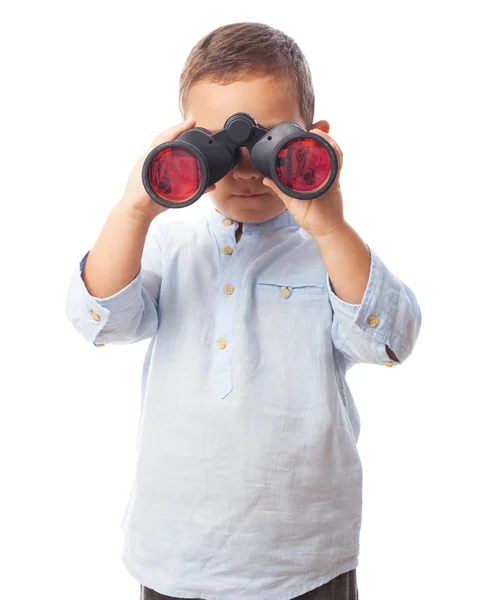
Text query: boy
65 22 421 600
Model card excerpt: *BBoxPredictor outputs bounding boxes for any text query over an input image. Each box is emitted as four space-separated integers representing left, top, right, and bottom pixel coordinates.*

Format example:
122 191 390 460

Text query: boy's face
185 75 305 224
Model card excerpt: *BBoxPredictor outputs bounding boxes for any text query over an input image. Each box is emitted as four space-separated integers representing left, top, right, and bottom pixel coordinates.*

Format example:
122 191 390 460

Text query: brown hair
179 22 315 130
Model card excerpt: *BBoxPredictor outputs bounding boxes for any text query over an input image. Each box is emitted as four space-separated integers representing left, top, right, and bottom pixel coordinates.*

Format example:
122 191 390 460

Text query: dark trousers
140 569 358 600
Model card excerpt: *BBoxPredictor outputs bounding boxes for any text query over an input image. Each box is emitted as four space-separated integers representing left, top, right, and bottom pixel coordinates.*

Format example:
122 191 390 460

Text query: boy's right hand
118 118 216 221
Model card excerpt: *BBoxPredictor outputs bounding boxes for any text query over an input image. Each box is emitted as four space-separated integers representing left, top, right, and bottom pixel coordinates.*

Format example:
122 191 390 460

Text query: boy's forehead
186 76 304 131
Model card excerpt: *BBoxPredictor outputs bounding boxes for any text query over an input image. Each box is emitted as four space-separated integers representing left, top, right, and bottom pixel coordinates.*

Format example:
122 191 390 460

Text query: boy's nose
232 147 261 180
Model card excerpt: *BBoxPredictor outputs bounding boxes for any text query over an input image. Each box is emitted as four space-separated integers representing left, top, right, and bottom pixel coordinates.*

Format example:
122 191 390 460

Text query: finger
263 177 278 191
149 118 197 150
311 129 343 168
263 177 291 206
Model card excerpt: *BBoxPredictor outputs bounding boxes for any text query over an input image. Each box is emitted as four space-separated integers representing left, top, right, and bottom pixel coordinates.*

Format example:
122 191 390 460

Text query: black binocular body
142 112 338 209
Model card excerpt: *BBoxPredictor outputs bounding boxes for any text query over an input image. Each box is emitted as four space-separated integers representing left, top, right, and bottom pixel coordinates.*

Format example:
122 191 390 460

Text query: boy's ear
310 119 330 133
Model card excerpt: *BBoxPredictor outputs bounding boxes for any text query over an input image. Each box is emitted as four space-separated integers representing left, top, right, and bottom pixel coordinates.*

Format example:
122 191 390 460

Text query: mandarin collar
207 206 299 235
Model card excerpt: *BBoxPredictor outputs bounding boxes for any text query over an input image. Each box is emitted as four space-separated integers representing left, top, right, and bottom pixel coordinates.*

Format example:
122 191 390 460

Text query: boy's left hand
263 128 345 240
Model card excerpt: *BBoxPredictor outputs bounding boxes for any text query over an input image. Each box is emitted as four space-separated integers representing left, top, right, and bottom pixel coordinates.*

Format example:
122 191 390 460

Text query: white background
1 1 489 599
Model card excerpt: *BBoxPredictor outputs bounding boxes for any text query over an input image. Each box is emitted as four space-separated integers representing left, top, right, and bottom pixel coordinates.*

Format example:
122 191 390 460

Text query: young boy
65 22 421 600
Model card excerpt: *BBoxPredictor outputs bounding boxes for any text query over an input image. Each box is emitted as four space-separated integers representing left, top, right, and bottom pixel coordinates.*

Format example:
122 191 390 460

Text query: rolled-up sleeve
64 223 164 346
328 245 422 369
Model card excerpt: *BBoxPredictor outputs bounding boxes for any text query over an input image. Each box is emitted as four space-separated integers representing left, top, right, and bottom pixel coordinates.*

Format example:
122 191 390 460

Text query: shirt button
222 218 233 226
368 315 379 328
384 361 394 367
280 287 292 298
222 246 233 255
90 310 101 321
224 284 235 295
217 338 227 349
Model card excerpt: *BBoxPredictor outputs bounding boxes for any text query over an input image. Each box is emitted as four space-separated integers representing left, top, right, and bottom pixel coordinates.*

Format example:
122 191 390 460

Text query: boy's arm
64 118 203 347
82 201 156 299
315 223 422 368
65 202 165 347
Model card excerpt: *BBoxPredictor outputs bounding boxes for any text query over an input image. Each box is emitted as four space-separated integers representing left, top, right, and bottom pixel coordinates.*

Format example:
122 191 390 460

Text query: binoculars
142 112 338 208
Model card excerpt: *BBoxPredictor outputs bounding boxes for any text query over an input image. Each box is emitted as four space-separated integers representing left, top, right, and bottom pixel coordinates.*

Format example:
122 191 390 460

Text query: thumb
263 177 291 205
263 177 281 195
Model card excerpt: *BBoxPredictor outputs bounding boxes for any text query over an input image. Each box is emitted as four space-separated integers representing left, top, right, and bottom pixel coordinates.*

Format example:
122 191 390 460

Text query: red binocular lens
147 147 203 203
275 138 332 194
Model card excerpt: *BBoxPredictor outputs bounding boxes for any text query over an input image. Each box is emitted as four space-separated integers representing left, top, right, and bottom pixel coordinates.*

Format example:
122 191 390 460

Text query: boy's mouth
231 192 267 198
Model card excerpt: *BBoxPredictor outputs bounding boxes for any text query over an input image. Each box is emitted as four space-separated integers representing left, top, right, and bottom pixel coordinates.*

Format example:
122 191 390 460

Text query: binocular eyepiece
142 112 338 209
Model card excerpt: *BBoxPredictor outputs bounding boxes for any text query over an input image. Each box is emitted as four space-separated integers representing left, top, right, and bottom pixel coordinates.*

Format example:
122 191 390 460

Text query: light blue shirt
65 206 421 600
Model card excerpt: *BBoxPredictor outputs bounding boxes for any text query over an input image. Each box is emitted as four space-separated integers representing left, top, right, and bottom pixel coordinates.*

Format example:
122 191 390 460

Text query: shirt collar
208 206 300 235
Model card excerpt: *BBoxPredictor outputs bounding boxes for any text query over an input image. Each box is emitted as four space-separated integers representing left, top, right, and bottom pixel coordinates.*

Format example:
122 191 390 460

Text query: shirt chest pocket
249 275 332 414
252 273 330 332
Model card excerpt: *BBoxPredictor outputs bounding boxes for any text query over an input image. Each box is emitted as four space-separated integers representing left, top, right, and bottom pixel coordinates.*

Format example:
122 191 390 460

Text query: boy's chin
210 194 285 222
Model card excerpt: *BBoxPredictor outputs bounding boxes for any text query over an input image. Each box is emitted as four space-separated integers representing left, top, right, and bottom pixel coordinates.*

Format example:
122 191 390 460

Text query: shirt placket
211 216 260 399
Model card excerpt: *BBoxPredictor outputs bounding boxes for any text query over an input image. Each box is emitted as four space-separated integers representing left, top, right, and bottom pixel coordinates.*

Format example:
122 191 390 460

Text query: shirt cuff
327 244 407 353
66 251 143 345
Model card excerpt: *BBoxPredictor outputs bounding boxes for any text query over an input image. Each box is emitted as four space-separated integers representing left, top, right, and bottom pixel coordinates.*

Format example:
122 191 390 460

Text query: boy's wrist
114 198 164 226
